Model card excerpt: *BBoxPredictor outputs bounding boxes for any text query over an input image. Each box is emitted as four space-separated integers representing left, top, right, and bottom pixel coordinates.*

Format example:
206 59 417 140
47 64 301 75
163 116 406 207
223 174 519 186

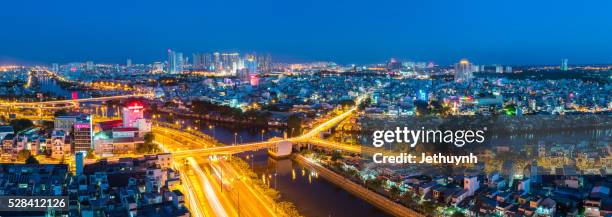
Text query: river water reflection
235 151 391 217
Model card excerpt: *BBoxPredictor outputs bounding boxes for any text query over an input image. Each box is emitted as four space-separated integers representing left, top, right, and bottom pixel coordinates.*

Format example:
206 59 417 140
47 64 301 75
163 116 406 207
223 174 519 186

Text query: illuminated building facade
213 52 220 71
73 115 93 153
167 49 184 74
257 53 272 73
122 101 144 128
221 52 240 73
249 74 259 86
51 63 59 72
244 54 258 74
192 52 212 70
454 58 474 82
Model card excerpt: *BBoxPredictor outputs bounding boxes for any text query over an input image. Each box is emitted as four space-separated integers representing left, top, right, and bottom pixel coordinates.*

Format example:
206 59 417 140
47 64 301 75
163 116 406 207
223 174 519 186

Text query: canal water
38 75 92 99
236 150 391 217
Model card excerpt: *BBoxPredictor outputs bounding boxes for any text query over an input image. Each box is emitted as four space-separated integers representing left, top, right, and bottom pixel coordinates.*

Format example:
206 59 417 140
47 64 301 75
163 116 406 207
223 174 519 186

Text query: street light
234 132 237 146
261 129 265 141
209 125 215 137
274 172 277 190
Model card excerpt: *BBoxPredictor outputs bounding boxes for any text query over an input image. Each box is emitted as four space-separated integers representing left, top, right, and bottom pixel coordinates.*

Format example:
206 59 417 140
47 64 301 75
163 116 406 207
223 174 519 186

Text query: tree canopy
10 119 34 133
25 155 39 164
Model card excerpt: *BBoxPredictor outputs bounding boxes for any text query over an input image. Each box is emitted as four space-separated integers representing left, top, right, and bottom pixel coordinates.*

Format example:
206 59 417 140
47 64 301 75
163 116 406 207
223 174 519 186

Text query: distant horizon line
2 56 612 67
4 61 612 68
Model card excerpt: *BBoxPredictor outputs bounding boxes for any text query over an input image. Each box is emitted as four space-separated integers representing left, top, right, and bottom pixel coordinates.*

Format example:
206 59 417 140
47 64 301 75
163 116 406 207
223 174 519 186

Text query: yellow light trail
1 93 153 107
181 171 208 217
216 159 279 217
187 157 230 217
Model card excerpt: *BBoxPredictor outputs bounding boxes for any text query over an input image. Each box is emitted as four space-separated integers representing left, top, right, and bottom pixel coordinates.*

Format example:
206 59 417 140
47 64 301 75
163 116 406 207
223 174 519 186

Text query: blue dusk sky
1 0 611 65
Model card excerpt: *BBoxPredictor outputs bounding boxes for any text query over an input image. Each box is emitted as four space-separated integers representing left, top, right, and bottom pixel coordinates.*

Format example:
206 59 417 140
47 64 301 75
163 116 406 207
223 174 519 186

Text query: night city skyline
0 1 611 217
2 0 612 65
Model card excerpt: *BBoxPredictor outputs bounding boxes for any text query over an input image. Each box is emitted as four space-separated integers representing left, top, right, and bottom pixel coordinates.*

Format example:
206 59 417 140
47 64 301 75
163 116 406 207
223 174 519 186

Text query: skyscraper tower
561 58 568 71
167 49 183 74
127 59 132 68
193 53 202 69
213 52 220 72
203 53 212 70
454 59 474 82
85 61 94 71
257 53 272 73
176 52 184 73
221 52 240 73
193 53 214 70
387 58 401 70
51 63 59 72
495 65 503 73
167 49 175 74
244 53 258 74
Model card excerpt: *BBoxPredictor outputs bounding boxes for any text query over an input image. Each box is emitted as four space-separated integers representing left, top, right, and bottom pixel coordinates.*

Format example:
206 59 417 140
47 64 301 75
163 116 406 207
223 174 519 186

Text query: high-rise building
127 59 132 67
244 54 257 74
561 58 568 71
505 66 512 73
192 53 213 70
237 68 250 83
213 52 220 71
67 62 81 73
167 49 184 74
193 53 202 69
152 62 164 73
471 64 480 73
257 54 272 73
176 52 184 73
122 101 145 128
85 61 94 71
203 53 212 70
73 115 93 153
387 58 401 70
427 61 434 68
51 63 59 72
454 59 474 82
168 49 175 73
221 52 240 73
495 65 503 73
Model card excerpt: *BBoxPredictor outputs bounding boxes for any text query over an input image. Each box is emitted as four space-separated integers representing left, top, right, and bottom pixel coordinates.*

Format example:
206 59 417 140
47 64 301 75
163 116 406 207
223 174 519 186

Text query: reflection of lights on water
291 169 296 180
262 174 266 185
301 168 305 177
308 174 312 184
